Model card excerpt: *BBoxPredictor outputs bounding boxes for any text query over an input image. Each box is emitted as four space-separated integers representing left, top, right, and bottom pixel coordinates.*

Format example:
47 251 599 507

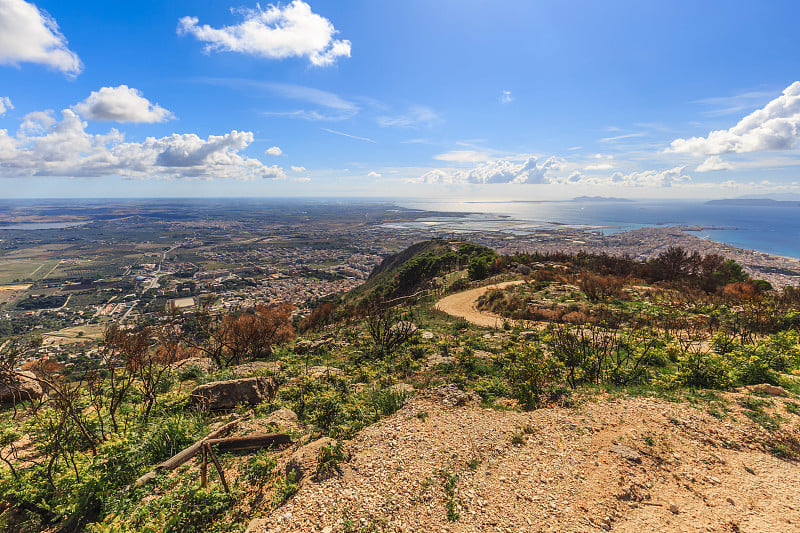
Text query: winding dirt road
434 279 526 328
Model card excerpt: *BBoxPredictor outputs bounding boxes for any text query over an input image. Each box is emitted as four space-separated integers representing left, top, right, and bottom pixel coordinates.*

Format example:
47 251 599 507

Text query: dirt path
434 279 526 328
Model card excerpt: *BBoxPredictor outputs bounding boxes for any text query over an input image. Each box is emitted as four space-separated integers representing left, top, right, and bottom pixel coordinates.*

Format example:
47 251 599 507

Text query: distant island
706 198 800 207
571 196 634 203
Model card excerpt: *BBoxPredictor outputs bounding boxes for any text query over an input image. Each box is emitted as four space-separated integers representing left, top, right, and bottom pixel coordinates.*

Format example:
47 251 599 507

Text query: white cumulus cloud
265 146 282 156
0 96 11 115
610 166 691 188
0 109 285 180
19 109 54 134
420 156 564 185
290 165 306 172
696 156 734 172
73 85 173 123
0 0 82 77
367 171 381 178
669 81 800 155
178 1 351 67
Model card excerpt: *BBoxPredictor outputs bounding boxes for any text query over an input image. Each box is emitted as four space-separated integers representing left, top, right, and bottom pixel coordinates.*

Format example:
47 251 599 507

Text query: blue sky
1 0 799 199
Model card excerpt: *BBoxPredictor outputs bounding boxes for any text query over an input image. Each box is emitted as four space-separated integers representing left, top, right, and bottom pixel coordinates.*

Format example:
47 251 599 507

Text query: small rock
264 408 299 428
747 383 789 397
726 497 735 506
669 503 680 514
517 331 538 342
609 445 642 463
231 361 281 377
421 331 435 340
418 383 480 407
309 365 345 379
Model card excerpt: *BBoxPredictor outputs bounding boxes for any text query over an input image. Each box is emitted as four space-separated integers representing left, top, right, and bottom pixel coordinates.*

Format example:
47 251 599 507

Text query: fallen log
128 411 252 489
205 433 291 452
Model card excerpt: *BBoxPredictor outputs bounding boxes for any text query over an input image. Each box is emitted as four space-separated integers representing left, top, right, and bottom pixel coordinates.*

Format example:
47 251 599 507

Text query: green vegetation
15 294 68 310
1 240 800 531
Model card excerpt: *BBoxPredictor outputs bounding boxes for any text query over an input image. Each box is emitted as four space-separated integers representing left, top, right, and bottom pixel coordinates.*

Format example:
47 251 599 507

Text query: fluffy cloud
290 165 306 172
0 96 11 115
367 171 381 178
0 109 284 180
0 0 82 76
19 109 55 134
420 156 564 185
696 155 734 172
433 150 492 163
610 166 691 187
265 146 282 156
178 1 351 67
669 81 800 155
499 90 512 104
73 85 173 123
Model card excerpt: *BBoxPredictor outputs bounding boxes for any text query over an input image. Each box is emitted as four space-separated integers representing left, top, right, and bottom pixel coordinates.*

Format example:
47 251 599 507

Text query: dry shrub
579 273 625 302
722 281 761 301
299 302 336 332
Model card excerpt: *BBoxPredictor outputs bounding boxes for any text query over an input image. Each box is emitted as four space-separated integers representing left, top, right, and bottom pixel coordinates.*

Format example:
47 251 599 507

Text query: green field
0 259 61 284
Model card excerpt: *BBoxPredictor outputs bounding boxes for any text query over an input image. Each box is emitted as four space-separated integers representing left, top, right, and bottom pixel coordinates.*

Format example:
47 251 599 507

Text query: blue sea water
398 199 800 259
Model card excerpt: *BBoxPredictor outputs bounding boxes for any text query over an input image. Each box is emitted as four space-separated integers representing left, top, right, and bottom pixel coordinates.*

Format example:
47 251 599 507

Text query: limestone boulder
190 376 277 411
0 371 44 404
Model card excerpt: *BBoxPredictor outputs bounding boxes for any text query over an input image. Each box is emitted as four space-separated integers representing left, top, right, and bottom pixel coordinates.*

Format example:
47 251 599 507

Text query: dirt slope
248 390 800 532
434 280 525 328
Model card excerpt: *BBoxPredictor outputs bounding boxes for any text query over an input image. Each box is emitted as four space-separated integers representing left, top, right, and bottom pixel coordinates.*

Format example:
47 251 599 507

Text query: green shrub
317 440 347 476
670 350 735 390
272 472 299 507
504 344 564 409
242 449 278 486
365 387 408 417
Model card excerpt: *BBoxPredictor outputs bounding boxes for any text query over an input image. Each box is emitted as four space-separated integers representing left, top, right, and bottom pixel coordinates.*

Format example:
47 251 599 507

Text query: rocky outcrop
418 383 480 407
231 361 281 377
190 376 277 411
169 357 215 374
0 371 44 404
285 437 335 482
264 408 300 429
309 366 344 379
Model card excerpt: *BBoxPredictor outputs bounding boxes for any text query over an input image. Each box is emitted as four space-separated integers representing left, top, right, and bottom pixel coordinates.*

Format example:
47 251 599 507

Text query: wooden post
206 443 230 494
200 444 207 488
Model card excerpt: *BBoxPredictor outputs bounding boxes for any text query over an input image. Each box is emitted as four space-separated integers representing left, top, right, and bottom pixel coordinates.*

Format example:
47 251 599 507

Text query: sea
397 199 800 260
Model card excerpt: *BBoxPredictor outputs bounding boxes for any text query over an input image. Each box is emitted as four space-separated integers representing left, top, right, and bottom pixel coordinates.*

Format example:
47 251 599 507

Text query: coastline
380 217 800 288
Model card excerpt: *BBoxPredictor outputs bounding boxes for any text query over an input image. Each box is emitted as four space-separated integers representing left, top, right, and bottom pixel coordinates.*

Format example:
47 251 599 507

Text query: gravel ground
247 389 800 533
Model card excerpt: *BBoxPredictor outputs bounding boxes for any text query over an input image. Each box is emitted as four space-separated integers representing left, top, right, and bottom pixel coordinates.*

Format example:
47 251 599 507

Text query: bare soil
247 391 800 532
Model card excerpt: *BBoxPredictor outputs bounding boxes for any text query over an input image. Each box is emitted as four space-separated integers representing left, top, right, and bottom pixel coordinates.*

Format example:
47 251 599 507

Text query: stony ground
247 387 800 533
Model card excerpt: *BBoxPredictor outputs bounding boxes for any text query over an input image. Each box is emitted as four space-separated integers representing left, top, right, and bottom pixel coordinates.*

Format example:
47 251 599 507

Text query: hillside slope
248 389 800 532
